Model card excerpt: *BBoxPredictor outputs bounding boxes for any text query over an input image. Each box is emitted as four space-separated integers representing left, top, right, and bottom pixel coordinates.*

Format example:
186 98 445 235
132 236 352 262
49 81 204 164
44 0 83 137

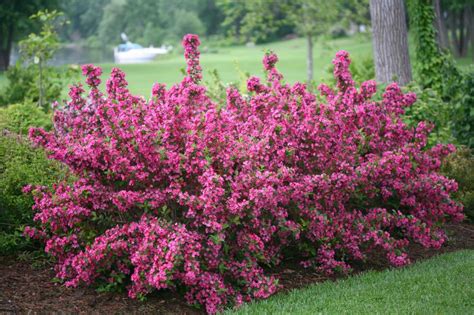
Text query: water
10 44 114 66
51 45 114 65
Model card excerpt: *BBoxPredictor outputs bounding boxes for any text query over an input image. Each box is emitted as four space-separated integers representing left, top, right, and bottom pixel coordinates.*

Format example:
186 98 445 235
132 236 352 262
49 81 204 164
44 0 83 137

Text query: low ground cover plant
25 34 463 313
0 102 52 134
441 147 474 222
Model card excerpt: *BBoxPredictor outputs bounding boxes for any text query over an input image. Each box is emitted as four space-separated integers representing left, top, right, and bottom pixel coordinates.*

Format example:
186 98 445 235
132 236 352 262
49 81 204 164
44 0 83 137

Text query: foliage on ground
442 147 474 222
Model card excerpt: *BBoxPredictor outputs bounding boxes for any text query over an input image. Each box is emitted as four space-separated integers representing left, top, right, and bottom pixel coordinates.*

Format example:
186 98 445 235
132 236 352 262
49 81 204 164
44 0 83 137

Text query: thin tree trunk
433 0 449 50
462 5 471 58
459 7 466 57
449 12 459 56
369 0 412 85
0 22 14 71
307 35 313 82
470 6 474 62
0 50 9 71
38 59 45 108
0 23 5 71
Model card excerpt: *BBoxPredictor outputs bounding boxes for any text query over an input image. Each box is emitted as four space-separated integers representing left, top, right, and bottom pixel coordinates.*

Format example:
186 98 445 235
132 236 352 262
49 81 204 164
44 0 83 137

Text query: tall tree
60 0 110 41
222 0 338 82
218 0 368 82
369 0 412 85
19 10 65 109
408 0 448 91
0 0 58 71
434 0 449 50
442 0 473 58
216 0 249 42
285 0 338 82
96 0 210 45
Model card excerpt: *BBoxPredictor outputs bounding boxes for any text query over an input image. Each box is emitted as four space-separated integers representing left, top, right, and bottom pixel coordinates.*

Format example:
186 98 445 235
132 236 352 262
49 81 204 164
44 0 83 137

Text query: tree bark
38 58 45 109
470 6 474 62
0 50 9 71
462 5 471 58
433 0 449 50
369 0 412 85
0 21 14 71
449 12 459 56
307 35 313 82
459 7 466 57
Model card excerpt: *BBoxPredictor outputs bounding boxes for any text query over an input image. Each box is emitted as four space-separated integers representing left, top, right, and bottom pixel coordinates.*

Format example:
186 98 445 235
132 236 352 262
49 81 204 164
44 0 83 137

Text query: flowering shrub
25 34 463 313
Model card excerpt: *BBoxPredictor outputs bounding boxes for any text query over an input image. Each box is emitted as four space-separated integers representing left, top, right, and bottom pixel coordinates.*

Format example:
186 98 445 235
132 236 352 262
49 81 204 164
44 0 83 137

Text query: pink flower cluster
182 34 202 84
26 34 463 313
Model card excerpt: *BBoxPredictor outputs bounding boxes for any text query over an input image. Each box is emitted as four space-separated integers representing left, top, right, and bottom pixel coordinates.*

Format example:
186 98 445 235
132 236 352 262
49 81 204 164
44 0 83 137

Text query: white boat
114 34 172 64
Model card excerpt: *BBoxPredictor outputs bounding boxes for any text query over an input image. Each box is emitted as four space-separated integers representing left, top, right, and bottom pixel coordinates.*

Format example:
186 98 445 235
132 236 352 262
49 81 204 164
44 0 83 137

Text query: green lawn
96 35 373 97
226 250 474 315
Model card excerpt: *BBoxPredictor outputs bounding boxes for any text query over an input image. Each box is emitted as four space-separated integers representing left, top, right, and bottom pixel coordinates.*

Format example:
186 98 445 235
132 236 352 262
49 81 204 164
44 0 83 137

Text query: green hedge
0 133 67 253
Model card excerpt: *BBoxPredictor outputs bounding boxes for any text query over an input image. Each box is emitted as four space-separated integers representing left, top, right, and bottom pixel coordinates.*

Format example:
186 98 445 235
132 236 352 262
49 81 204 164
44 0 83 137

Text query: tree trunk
0 21 14 71
369 0 412 85
470 7 474 62
0 50 9 71
307 35 313 82
459 8 466 57
433 0 449 50
38 59 45 109
449 12 459 56
461 5 471 58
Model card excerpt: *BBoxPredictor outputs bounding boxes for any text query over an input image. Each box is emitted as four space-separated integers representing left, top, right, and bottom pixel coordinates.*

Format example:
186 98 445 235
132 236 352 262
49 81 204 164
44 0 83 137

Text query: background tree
0 0 58 71
95 0 213 46
222 0 339 82
339 0 371 31
284 0 338 81
433 0 449 50
408 0 444 90
97 0 128 45
442 0 473 58
369 0 412 85
197 0 225 37
19 10 67 109
407 0 474 148
0 9 77 109
59 0 110 42
430 0 474 60
215 0 250 42
219 0 370 82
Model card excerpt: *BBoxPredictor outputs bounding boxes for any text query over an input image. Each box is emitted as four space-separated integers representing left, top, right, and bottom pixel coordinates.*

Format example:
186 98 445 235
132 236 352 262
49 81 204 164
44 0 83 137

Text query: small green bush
349 56 375 83
451 67 474 148
322 55 375 89
442 147 474 222
0 63 78 108
0 102 52 134
0 133 67 253
329 25 347 39
403 84 455 146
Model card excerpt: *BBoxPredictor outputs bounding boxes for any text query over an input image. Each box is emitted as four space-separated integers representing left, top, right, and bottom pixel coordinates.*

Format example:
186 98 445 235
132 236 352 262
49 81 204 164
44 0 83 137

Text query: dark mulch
1 222 473 314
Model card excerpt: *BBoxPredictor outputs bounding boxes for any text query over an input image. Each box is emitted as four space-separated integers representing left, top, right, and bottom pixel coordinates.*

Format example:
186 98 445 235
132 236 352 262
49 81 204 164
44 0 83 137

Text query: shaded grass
226 250 474 315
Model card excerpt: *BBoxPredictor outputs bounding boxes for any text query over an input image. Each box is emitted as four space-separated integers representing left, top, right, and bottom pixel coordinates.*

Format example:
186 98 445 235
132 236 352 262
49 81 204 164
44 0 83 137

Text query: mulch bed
1 222 473 314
